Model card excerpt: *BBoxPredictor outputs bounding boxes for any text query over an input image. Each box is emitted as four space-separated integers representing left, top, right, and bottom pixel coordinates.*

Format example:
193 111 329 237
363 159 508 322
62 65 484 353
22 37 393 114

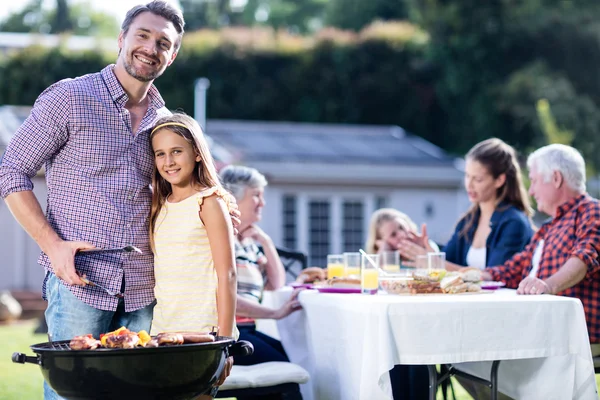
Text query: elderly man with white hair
482 144 600 342
455 144 600 400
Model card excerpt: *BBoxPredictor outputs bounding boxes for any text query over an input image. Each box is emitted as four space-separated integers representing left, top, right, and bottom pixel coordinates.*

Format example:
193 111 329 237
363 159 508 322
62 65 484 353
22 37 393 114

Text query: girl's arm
201 195 237 337
240 225 286 290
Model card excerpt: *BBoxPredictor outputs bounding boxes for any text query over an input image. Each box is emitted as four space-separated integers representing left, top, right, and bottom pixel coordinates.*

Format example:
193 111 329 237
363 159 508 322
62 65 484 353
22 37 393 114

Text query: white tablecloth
262 288 598 400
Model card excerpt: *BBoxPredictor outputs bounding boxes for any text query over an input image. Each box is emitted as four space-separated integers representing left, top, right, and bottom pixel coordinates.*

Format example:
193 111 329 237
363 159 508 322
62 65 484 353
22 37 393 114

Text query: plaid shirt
0 65 171 312
488 194 600 343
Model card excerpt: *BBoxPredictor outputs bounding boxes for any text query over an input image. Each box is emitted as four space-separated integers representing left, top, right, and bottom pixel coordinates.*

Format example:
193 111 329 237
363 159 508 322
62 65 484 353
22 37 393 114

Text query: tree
324 0 409 31
403 0 600 165
0 0 118 36
52 0 73 33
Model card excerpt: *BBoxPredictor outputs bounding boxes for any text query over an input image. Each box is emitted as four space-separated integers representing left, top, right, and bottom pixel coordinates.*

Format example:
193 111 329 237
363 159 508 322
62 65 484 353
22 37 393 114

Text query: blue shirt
443 203 534 267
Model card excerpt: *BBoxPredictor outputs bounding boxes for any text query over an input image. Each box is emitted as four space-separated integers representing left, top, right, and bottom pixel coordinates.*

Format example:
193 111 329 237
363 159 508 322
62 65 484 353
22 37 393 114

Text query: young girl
148 113 237 398
365 208 439 256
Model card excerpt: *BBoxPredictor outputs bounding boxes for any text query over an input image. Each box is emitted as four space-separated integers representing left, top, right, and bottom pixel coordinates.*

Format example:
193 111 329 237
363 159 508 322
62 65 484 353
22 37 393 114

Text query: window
309 201 330 267
342 201 364 252
375 196 387 210
282 195 297 249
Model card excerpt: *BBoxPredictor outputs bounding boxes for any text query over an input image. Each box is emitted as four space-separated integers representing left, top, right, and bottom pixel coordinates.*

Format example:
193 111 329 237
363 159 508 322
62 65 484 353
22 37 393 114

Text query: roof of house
206 119 460 167
0 105 464 186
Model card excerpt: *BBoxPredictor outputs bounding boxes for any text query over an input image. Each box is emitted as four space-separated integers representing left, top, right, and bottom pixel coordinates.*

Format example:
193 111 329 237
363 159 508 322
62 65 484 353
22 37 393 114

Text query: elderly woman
219 165 302 368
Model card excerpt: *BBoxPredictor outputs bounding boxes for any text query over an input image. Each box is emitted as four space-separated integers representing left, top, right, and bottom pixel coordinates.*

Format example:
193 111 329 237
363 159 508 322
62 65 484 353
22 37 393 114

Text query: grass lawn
1 320 598 400
0 320 46 400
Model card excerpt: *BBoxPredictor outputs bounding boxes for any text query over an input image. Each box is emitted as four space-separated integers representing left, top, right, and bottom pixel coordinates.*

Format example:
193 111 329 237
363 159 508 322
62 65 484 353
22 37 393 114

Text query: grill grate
32 336 231 352
50 342 72 350
32 341 74 351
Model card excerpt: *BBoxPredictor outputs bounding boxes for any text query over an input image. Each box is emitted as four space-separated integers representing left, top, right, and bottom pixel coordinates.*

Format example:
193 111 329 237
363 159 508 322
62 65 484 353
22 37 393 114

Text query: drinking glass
415 254 429 270
381 251 400 273
343 252 361 278
361 253 380 294
427 252 446 271
327 254 345 279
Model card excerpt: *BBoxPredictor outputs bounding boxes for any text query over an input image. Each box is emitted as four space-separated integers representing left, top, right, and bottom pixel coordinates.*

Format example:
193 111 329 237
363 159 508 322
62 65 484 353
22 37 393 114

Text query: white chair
216 361 310 399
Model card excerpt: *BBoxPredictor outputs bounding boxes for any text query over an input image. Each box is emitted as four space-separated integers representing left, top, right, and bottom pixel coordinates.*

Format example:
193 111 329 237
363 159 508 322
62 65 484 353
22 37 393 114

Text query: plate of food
316 287 361 294
292 267 326 289
289 282 314 289
314 277 362 294
480 281 506 290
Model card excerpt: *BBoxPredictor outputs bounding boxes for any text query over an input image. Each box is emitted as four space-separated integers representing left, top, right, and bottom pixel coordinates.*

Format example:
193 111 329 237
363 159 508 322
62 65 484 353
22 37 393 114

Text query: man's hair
527 144 586 193
122 1 185 50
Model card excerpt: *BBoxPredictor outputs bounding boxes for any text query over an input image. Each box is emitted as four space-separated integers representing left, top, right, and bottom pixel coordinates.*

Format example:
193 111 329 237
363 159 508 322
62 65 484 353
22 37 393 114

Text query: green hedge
0 23 445 150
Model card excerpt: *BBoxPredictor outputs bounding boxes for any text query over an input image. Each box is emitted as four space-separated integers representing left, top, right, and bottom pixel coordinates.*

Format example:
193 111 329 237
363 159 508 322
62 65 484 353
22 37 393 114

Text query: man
483 144 600 336
0 2 233 399
460 143 600 399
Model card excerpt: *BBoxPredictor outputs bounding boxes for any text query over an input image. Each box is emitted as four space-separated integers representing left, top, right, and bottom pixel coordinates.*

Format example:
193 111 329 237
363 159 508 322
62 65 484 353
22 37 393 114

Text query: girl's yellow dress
151 187 236 337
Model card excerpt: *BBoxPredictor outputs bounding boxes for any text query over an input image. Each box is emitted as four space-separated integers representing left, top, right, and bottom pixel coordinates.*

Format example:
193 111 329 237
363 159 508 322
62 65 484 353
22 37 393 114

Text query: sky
0 0 181 24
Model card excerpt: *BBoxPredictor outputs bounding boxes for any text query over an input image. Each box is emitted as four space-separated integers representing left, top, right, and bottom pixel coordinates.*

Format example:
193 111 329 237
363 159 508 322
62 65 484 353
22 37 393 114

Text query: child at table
149 113 237 399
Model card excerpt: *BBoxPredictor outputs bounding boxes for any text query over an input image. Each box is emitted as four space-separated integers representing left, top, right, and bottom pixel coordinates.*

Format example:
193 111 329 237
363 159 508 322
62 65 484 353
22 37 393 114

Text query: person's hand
274 288 303 319
46 240 96 286
215 356 233 386
407 224 433 249
239 224 269 244
517 276 553 295
375 239 392 253
396 240 428 266
227 197 241 235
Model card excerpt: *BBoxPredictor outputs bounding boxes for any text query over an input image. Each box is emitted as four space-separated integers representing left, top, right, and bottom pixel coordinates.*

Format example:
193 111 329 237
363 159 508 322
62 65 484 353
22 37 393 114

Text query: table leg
427 365 438 400
490 360 501 400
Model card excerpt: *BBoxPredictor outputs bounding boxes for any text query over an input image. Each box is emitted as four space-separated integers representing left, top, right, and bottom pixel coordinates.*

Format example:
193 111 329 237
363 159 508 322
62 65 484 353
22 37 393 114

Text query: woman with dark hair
400 138 534 271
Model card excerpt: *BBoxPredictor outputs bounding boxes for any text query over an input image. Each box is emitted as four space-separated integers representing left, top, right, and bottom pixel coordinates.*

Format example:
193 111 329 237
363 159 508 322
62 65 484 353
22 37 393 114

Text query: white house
206 120 469 268
0 105 468 291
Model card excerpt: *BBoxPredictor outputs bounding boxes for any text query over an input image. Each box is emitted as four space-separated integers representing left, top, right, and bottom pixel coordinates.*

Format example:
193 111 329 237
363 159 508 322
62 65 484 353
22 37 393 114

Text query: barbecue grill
13 337 253 400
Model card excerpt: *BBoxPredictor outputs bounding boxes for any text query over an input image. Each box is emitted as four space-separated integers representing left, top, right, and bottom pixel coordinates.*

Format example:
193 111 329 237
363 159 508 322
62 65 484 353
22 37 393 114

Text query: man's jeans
43 273 154 400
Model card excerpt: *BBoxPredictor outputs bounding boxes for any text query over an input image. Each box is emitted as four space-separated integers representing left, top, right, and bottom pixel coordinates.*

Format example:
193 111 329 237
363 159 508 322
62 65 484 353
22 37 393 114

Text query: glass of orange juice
381 251 400 273
343 252 361 278
327 254 345 279
361 253 380 294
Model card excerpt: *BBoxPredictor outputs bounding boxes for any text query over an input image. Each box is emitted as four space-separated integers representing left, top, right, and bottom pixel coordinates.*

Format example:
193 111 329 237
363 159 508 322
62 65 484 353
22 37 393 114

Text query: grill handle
12 352 40 365
227 340 254 358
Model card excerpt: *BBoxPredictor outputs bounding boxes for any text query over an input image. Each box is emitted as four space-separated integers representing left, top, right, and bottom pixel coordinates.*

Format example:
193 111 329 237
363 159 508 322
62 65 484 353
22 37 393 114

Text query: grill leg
427 365 438 400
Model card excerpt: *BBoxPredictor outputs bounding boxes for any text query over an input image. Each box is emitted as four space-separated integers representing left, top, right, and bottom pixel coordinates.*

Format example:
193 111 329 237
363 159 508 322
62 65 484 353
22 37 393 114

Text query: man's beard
123 53 163 82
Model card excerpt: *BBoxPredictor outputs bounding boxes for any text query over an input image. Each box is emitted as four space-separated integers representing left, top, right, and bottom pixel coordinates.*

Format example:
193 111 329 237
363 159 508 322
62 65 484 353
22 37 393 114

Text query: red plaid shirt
488 194 600 343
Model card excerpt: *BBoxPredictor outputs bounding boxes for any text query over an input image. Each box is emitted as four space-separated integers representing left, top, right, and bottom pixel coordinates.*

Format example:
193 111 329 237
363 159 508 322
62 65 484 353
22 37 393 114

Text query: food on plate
69 334 101 350
411 269 440 283
440 275 469 294
466 283 482 292
296 267 327 284
316 277 361 289
459 267 482 283
408 273 443 294
428 269 447 281
380 277 413 294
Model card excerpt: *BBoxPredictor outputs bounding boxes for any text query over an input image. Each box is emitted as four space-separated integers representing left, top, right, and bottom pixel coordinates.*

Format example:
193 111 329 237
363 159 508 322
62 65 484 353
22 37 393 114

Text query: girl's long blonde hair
365 208 418 253
149 113 221 251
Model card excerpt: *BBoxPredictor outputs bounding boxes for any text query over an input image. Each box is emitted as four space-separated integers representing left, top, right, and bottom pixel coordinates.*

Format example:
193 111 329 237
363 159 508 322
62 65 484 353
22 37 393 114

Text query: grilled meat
70 334 101 350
